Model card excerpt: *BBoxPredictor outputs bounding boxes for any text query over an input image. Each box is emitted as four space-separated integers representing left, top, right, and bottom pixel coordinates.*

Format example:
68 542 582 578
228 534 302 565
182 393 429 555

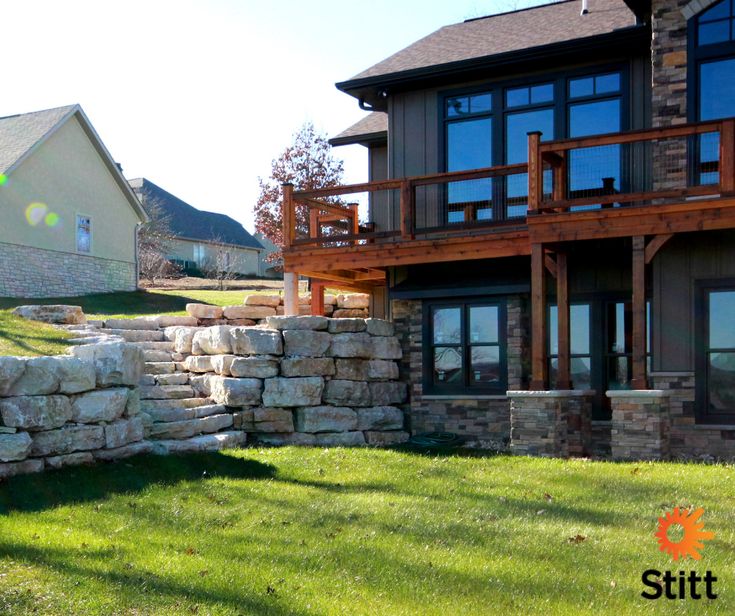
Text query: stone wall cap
422 395 507 401
605 389 670 398
693 423 735 431
649 371 695 377
507 390 595 398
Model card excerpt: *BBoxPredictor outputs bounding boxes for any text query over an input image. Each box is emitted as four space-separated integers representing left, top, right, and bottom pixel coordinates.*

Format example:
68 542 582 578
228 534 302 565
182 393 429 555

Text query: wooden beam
530 243 547 390
551 151 567 203
302 197 357 219
527 131 542 213
631 236 647 389
644 233 674 264
556 251 571 390
282 183 294 249
720 118 735 196
544 253 557 278
310 281 325 317
400 180 414 240
353 269 386 281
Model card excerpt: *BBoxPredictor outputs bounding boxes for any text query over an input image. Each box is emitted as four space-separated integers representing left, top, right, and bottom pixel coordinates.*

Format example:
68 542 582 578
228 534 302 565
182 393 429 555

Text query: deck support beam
631 236 647 389
556 251 571 390
283 271 299 316
310 281 325 316
530 243 547 390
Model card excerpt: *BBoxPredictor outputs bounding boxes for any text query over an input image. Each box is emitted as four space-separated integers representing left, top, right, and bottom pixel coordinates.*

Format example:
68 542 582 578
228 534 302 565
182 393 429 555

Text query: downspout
581 0 589 15
134 222 141 290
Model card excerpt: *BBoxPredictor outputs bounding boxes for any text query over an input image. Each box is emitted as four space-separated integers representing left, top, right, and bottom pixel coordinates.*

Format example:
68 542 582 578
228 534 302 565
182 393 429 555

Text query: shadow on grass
0 452 276 514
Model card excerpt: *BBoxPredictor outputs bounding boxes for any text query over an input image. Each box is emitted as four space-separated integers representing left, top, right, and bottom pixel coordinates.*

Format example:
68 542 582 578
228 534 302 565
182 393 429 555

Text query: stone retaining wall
170 315 409 446
0 342 146 478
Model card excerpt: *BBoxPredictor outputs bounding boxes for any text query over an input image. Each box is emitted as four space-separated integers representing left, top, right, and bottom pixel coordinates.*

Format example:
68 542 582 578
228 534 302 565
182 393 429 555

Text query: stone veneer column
609 390 671 460
509 391 593 458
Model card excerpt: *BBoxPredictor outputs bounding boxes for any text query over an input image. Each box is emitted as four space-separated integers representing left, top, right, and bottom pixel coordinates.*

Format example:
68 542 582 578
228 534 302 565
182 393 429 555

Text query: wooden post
719 119 735 195
348 203 360 235
530 243 548 390
282 183 294 249
631 236 647 389
311 281 325 316
309 209 319 239
400 180 414 240
552 151 567 203
556 251 571 390
527 131 542 213
283 271 299 316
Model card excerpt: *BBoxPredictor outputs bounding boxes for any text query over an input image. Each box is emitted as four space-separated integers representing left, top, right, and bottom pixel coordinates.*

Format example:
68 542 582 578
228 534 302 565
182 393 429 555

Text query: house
254 232 282 278
0 105 148 298
129 178 264 277
282 0 735 460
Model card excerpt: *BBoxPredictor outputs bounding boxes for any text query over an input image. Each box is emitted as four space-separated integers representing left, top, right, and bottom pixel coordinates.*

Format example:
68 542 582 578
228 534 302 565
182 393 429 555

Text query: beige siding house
0 105 147 297
130 178 264 277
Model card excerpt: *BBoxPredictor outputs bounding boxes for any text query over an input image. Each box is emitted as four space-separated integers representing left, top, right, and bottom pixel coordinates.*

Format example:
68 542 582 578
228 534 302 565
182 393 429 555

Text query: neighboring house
254 232 281 278
129 178 264 277
0 105 147 298
283 0 735 460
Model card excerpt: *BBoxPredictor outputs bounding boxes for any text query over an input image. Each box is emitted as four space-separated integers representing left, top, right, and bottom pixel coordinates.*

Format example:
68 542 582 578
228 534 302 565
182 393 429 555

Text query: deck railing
282 118 735 250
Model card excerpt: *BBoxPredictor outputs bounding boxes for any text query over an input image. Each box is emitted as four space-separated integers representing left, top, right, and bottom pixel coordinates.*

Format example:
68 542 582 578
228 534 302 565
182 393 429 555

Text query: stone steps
104 328 164 342
139 384 195 400
147 403 226 423
145 362 176 375
150 431 246 455
149 413 234 440
104 318 161 330
136 341 176 351
143 349 175 362
155 373 190 386
140 397 215 412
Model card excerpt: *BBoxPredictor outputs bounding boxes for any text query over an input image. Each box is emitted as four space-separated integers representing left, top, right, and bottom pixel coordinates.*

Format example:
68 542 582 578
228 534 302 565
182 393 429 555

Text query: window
425 300 507 394
76 215 91 253
548 303 592 390
193 243 206 264
697 284 735 423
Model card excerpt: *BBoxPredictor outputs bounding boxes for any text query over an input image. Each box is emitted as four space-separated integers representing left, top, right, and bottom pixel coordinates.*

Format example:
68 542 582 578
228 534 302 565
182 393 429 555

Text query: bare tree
200 240 240 290
137 199 181 285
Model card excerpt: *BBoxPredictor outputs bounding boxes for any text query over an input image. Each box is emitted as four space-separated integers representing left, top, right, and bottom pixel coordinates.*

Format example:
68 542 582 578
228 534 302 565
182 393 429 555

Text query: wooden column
631 236 647 389
720 119 735 196
283 271 299 316
527 131 542 213
399 180 414 240
552 151 567 203
310 281 325 316
530 243 548 390
282 183 294 249
556 251 571 390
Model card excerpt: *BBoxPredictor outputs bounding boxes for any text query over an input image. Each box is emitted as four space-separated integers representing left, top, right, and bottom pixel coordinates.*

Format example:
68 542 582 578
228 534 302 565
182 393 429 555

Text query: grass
0 448 732 615
0 311 72 357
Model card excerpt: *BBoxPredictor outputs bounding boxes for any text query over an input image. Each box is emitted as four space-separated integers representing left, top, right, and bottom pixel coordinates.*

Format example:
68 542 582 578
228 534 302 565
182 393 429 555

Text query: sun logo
655 507 715 561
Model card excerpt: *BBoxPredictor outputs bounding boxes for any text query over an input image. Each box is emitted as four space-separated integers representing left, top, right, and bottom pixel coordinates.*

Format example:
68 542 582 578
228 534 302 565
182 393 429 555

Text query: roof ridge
462 0 574 24
0 104 78 123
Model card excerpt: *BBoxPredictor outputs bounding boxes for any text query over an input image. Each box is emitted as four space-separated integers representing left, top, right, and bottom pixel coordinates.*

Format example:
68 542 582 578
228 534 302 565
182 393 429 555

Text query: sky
0 0 548 234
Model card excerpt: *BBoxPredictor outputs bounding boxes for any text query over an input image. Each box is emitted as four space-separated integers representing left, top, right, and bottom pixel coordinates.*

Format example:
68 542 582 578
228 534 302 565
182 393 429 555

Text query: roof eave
329 130 388 148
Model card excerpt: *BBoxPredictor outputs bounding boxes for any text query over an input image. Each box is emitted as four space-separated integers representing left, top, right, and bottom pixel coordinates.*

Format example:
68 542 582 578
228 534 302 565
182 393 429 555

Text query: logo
654 507 715 561
641 506 718 601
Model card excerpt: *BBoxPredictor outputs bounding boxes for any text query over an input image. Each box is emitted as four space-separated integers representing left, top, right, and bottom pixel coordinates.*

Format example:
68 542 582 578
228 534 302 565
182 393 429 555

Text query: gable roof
329 112 388 147
129 178 264 251
0 104 147 222
337 0 644 107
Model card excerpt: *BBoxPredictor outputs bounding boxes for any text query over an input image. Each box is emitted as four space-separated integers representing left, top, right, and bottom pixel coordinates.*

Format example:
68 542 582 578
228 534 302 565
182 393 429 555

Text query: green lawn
0 311 72 357
0 448 732 615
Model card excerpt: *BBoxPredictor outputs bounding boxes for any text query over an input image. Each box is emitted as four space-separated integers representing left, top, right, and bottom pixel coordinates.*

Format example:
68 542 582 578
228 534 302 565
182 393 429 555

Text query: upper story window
697 0 735 45
76 215 91 253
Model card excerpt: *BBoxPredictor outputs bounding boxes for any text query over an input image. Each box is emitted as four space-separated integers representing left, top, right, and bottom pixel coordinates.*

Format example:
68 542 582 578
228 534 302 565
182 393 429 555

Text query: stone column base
608 390 671 461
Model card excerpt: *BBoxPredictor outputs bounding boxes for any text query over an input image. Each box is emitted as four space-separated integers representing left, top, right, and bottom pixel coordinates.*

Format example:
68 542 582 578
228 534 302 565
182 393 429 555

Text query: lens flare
45 212 60 227
0 174 7 186
25 202 48 226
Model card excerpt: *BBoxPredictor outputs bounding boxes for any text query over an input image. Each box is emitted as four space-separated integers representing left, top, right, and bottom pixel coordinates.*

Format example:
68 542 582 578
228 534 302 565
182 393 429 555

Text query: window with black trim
425 300 507 394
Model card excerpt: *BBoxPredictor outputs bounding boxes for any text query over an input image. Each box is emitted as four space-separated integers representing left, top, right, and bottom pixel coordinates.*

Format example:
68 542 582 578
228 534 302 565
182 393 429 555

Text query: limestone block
54 356 97 394
245 294 281 307
334 359 370 381
157 373 189 386
192 326 232 355
158 316 198 327
230 327 283 356
369 382 408 406
356 406 404 431
31 425 105 457
364 431 410 446
173 327 200 354
280 357 335 377
93 440 153 461
184 355 215 373
186 303 224 319
5 356 60 395
324 294 337 306
333 309 369 319
138 385 194 400
104 417 144 449
71 388 129 423
45 452 94 469
0 357 26 396
367 360 400 381
0 432 32 461
370 337 402 360
105 317 160 330
211 354 237 376
323 380 371 407
262 377 324 407
298 294 311 305
151 431 246 455
13 304 85 325
337 294 370 309
149 413 233 440
190 374 213 397
327 318 366 333
365 318 394 337
253 407 294 432
254 432 316 446
230 357 280 378
295 406 357 433
314 432 365 446
0 396 72 431
140 374 156 386
329 333 372 359
233 409 255 430
210 376 263 406
125 388 141 417
0 459 44 478
223 305 276 320
284 330 331 357
71 342 144 387
265 316 329 331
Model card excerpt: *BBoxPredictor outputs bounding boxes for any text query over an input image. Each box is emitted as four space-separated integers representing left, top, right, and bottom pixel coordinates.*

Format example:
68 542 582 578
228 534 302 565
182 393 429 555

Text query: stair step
137 341 175 351
104 317 161 330
105 329 164 342
139 385 195 400
148 403 226 424
140 397 213 411
156 373 190 386
149 413 233 440
145 362 176 375
150 431 246 455
143 349 174 362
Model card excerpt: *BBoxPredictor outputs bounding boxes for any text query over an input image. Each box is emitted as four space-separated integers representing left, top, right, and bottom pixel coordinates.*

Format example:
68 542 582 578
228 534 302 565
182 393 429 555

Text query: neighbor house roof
329 112 387 147
129 178 264 251
0 104 147 221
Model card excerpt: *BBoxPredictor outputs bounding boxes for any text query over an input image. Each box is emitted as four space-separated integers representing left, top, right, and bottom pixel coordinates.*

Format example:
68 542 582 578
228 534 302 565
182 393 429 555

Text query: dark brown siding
368 144 389 230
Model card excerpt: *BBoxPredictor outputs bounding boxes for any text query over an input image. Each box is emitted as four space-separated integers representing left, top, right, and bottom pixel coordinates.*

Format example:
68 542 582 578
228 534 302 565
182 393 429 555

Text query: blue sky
0 0 549 232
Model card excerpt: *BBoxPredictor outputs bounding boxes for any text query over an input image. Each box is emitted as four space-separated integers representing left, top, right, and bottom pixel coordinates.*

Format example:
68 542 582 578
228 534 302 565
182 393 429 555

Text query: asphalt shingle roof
330 112 388 145
0 105 77 173
129 178 264 251
347 0 637 83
